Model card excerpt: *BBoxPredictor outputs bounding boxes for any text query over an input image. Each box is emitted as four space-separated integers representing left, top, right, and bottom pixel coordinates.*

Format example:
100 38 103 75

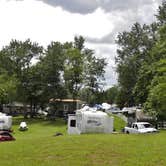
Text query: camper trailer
0 113 12 131
68 109 114 134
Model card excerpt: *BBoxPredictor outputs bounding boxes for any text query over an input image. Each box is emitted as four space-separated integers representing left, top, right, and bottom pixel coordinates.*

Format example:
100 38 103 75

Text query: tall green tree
143 24 166 120
144 59 166 120
64 36 106 102
0 39 43 111
0 39 43 78
156 1 166 26
0 73 18 107
115 2 166 108
64 47 83 99
40 42 66 100
134 24 166 104
116 22 157 106
104 86 119 104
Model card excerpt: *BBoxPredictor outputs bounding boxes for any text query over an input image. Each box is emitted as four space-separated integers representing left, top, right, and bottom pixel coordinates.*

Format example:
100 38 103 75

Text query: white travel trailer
68 109 114 134
0 113 12 130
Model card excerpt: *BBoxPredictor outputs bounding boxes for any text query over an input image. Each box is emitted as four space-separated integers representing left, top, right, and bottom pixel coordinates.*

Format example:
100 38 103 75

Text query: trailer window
70 120 76 127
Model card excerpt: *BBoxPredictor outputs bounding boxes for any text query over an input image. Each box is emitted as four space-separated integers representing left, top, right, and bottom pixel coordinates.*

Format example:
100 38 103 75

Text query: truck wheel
126 131 129 134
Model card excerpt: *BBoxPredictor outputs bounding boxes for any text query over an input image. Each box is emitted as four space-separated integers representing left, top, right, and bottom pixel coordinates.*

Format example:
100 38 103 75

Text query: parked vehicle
124 122 158 134
0 113 12 131
68 108 114 134
0 131 15 142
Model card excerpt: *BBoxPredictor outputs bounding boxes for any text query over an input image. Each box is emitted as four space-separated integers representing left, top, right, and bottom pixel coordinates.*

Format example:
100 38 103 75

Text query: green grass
110 114 126 132
0 117 166 166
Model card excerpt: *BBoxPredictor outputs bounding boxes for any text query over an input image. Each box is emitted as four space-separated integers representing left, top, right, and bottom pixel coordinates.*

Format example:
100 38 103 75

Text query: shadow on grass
12 116 66 127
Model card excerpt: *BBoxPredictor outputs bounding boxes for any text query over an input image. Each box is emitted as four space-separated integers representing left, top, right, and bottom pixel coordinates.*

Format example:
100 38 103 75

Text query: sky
0 0 163 89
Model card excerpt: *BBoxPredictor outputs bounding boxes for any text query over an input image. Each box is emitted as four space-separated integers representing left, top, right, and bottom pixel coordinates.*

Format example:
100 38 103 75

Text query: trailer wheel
126 131 129 134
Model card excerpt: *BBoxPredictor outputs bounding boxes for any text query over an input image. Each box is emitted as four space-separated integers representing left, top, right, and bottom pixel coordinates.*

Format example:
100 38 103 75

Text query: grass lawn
0 116 166 166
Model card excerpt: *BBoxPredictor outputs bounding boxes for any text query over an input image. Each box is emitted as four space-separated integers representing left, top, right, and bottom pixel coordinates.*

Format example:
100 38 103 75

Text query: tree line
0 36 106 112
106 1 166 121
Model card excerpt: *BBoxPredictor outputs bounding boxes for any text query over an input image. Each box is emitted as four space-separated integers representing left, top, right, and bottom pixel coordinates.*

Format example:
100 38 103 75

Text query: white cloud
0 0 113 48
28 0 162 14
87 1 161 45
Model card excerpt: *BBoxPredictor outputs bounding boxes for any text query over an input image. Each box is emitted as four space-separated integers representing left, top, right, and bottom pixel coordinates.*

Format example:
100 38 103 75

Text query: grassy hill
0 117 165 166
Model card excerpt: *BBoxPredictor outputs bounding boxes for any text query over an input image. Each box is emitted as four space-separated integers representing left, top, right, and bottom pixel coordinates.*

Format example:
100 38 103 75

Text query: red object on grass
0 131 15 142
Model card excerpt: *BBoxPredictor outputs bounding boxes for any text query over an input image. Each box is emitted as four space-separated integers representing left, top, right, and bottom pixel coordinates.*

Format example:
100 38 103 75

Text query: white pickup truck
124 122 158 134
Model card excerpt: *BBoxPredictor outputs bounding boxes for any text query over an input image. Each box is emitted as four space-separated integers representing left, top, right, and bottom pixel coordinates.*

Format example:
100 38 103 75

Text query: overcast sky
0 0 163 89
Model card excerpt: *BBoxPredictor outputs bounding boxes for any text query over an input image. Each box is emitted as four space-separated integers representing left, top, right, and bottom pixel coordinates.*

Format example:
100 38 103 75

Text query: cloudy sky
0 0 162 88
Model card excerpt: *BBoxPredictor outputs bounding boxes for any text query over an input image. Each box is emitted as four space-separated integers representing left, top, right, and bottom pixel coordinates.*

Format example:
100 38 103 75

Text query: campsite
0 116 166 166
0 1 166 166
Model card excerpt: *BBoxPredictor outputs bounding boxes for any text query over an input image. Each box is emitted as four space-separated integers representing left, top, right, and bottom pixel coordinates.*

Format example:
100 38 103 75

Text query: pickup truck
124 122 158 134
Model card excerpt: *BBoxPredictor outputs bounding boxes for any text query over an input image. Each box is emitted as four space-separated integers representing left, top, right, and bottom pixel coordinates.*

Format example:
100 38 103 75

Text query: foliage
115 88 128 109
133 63 154 104
103 86 119 104
0 36 106 112
0 39 43 109
156 1 166 26
0 73 18 104
64 47 84 99
134 24 166 103
145 82 166 120
79 88 96 104
115 2 166 113
39 42 67 101
134 23 166 120
144 59 166 120
82 48 106 104
115 22 157 107
0 39 43 77
63 37 106 101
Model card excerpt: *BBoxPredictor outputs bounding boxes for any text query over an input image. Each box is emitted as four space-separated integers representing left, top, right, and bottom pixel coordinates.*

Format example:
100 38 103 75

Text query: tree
64 48 83 99
0 39 43 78
104 86 119 104
144 59 166 120
143 24 166 120
64 36 107 103
156 1 166 26
0 36 107 115
134 24 166 104
0 39 43 114
116 22 157 106
133 63 154 104
115 1 166 107
40 42 66 99
115 88 127 109
0 73 18 110
82 48 106 104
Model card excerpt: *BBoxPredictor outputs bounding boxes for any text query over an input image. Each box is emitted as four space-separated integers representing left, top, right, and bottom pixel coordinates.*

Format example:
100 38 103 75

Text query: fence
158 121 166 129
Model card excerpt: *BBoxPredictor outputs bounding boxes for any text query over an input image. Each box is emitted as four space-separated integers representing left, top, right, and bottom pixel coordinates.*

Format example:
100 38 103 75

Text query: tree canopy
0 36 106 113
115 2 166 120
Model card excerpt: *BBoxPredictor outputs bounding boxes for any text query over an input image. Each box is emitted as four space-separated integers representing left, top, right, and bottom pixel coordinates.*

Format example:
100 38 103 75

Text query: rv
0 113 12 131
68 108 113 134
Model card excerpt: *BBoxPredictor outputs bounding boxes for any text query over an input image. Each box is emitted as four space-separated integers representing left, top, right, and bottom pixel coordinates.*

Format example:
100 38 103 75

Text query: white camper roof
77 109 108 117
0 112 6 116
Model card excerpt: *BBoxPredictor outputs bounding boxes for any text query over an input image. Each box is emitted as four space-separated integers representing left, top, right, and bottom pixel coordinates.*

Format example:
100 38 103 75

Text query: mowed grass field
0 116 166 166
